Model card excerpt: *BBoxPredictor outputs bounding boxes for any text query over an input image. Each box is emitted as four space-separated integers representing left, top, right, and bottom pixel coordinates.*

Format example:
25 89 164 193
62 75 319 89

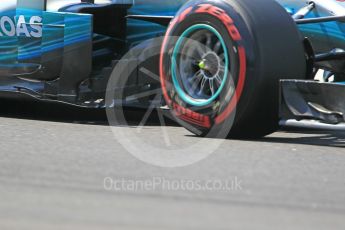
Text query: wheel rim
171 24 229 107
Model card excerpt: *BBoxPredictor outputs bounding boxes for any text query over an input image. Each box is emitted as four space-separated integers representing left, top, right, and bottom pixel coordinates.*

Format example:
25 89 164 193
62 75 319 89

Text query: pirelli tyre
160 0 307 138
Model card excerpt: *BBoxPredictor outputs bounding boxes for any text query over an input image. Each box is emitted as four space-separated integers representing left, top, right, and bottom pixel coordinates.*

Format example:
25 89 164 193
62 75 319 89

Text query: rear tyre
160 0 307 138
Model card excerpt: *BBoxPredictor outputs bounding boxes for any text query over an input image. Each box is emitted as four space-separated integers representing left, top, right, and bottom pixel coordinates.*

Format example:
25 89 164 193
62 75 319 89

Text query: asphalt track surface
0 99 344 230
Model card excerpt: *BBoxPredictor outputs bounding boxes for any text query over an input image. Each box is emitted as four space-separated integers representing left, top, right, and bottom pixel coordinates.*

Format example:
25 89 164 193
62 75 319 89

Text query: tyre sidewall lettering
160 1 248 131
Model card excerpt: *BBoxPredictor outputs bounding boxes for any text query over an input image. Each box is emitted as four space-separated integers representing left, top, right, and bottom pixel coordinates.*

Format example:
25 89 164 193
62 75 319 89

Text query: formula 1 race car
1 0 345 138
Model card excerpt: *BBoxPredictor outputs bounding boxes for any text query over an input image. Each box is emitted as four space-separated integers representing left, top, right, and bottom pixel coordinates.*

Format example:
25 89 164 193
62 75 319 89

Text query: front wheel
160 0 307 138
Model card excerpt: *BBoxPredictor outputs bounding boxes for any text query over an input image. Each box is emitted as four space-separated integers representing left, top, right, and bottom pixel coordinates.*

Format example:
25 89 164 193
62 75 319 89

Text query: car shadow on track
0 99 177 127
0 99 108 125
259 129 345 148
1 99 344 148
185 130 345 148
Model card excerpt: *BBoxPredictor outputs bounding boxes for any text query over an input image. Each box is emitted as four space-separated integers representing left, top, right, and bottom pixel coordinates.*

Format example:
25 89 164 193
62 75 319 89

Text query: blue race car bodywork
0 0 344 135
0 0 343 98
